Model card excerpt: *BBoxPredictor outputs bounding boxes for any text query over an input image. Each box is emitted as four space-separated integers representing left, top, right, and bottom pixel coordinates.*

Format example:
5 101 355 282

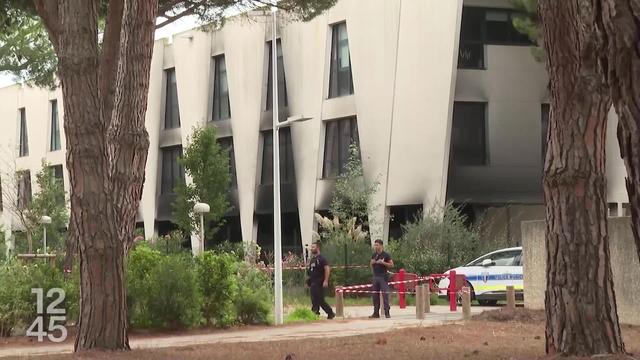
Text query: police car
438 247 523 306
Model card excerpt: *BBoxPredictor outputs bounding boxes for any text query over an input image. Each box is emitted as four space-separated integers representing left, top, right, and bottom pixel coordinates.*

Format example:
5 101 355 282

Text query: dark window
329 22 354 98
458 7 533 69
50 100 61 151
218 137 237 188
469 250 521 266
261 128 295 185
541 103 550 162
266 39 288 110
160 146 184 194
608 203 618 217
164 68 180 129
388 205 423 240
49 165 63 182
322 117 359 178
212 55 231 121
49 165 64 204
17 171 32 209
451 102 487 166
18 108 28 157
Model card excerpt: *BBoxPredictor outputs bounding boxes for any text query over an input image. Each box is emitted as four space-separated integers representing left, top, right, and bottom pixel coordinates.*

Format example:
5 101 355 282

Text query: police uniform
371 250 392 317
307 254 335 318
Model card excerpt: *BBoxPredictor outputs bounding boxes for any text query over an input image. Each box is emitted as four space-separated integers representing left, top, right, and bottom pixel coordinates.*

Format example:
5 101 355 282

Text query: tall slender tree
538 0 624 355
2 0 337 351
513 0 640 267
598 0 640 264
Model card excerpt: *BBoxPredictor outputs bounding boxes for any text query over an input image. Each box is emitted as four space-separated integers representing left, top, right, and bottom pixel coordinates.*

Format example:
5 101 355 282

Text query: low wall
522 217 640 325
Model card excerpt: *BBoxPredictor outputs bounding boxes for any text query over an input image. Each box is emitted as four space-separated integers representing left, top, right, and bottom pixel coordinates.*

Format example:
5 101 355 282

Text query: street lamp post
271 0 312 326
40 216 52 255
193 203 210 253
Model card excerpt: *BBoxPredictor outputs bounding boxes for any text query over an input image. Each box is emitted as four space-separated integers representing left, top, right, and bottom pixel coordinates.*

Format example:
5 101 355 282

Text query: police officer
306 241 335 319
370 239 394 319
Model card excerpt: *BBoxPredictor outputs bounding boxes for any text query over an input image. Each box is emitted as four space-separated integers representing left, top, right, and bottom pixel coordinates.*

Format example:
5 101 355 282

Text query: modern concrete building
0 0 631 254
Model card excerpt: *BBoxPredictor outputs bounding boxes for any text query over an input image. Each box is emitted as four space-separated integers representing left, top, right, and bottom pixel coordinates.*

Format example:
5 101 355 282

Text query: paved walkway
0 306 493 358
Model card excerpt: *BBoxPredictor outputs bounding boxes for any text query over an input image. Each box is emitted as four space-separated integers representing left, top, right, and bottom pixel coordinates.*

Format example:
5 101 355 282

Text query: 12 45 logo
26 288 68 343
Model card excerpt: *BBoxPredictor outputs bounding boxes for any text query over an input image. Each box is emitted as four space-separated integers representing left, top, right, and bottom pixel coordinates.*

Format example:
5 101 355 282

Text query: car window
469 250 520 266
514 254 522 266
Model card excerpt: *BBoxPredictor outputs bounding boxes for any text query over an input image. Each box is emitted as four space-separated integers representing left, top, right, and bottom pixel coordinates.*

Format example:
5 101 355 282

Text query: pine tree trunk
599 0 640 264
539 0 625 356
34 0 157 351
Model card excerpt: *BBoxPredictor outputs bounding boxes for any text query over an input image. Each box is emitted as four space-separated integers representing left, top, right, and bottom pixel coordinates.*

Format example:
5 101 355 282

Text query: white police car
438 247 523 306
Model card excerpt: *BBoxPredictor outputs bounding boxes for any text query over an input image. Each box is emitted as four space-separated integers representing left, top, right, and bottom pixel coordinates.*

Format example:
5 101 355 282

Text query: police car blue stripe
464 274 524 282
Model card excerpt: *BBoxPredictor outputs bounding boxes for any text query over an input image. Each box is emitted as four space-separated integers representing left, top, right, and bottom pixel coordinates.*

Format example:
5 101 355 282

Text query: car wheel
478 299 498 306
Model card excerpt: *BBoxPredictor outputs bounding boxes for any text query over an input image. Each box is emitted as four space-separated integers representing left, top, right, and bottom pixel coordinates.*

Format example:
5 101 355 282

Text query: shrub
234 263 272 325
212 240 245 260
126 243 165 328
389 203 484 276
150 230 187 255
146 255 202 329
285 307 320 323
0 260 77 337
195 251 238 326
0 261 33 337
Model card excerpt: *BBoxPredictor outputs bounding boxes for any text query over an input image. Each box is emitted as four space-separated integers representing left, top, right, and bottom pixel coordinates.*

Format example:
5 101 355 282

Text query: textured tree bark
599 0 640 264
539 0 625 356
33 0 157 351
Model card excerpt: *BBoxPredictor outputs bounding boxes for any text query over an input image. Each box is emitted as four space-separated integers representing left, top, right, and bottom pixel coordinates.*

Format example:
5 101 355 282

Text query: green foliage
388 203 485 276
126 243 165 328
27 162 69 253
285 307 320 323
314 214 372 288
0 260 33 336
0 3 56 88
195 251 238 326
211 240 246 260
172 126 231 239
0 0 338 111
234 263 273 325
149 230 188 255
0 260 79 337
127 243 203 329
511 0 545 61
329 144 379 226
146 255 203 329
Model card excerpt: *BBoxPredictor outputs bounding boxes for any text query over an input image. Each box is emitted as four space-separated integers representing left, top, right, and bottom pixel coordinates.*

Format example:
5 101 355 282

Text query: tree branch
32 0 62 51
100 0 125 131
156 4 198 29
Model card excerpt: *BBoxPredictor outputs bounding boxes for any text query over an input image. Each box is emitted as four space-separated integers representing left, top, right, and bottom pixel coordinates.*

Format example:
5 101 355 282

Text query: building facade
0 0 630 254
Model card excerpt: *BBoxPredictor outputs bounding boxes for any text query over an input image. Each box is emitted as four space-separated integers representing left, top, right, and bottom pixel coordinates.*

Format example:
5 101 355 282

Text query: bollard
398 269 406 309
379 290 385 314
506 285 516 310
424 282 431 314
335 287 344 318
462 286 471 320
415 285 424 319
449 270 457 312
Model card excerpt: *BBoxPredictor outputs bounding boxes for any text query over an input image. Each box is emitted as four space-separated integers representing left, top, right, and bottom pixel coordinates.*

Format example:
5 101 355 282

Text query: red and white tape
338 290 417 295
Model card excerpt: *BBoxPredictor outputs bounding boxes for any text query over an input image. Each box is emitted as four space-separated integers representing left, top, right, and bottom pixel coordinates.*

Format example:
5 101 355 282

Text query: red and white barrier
335 271 465 312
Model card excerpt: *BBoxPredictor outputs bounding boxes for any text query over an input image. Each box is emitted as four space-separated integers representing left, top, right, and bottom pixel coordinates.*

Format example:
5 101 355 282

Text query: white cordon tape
262 264 370 271
336 276 433 292
335 274 454 293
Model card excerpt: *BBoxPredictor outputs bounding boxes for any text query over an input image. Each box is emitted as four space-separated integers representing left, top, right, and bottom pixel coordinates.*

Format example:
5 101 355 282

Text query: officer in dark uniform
370 239 394 318
306 241 335 319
